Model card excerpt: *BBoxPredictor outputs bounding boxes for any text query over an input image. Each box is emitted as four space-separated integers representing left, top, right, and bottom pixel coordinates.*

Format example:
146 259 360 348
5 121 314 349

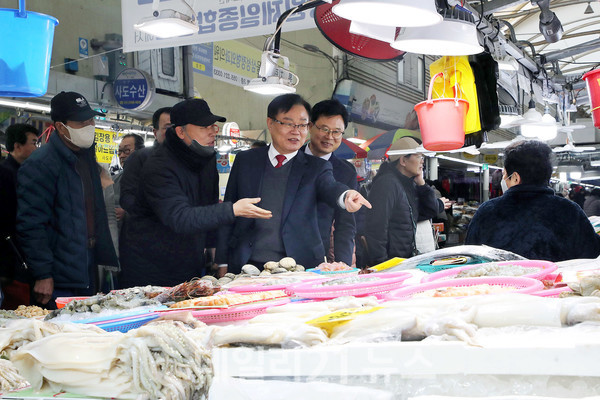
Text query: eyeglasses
314 124 344 138
117 148 132 155
272 118 310 132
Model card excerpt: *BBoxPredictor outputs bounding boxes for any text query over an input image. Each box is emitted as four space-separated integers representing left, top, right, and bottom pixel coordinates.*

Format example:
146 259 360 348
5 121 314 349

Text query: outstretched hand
233 198 272 219
344 190 372 213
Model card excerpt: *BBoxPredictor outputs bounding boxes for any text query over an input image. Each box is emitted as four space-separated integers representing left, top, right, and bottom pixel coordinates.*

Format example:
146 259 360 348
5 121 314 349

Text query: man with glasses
216 94 371 275
302 99 357 266
119 99 271 288
113 134 144 223
119 107 171 214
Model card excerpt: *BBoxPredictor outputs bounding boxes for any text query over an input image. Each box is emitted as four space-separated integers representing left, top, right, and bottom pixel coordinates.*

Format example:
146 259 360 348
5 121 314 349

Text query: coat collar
49 131 95 164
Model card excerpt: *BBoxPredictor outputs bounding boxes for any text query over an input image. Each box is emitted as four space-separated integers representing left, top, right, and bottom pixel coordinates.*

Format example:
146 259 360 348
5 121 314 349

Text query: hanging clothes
429 56 481 134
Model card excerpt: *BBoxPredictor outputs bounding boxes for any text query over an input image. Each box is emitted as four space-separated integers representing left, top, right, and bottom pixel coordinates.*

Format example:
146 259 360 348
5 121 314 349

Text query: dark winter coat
365 161 441 265
119 129 235 287
0 155 21 279
584 195 600 217
465 185 600 261
301 145 358 265
16 133 118 289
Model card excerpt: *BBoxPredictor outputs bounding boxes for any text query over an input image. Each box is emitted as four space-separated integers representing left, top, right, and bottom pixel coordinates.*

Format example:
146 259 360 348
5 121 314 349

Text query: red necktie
275 154 286 168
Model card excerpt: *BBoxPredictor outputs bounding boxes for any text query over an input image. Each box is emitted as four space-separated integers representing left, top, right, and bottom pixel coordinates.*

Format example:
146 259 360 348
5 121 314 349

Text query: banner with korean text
122 0 316 52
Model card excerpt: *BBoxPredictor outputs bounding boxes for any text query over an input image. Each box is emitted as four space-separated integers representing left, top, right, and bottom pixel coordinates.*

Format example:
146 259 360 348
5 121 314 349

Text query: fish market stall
1 251 600 399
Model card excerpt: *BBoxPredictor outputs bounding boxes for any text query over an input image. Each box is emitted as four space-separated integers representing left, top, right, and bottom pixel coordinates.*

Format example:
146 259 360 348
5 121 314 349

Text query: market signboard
122 0 316 52
113 69 155 110
193 41 262 88
95 129 117 164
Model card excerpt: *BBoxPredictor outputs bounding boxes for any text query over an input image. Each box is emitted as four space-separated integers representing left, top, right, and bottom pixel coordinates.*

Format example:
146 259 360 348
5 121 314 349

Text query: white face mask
62 123 96 149
501 173 513 193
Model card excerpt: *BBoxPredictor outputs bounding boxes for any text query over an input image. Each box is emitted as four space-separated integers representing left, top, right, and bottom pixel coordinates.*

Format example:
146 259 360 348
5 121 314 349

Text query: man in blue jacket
17 92 119 306
216 94 371 275
302 99 358 265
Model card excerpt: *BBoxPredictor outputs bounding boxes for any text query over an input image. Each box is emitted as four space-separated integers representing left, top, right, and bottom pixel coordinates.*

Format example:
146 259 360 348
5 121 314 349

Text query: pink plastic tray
289 272 411 300
386 276 544 300
421 260 558 283
228 277 326 295
185 298 291 323
531 285 573 298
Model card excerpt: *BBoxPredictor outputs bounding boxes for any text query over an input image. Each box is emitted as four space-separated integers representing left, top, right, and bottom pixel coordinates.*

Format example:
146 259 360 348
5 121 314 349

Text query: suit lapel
248 147 268 197
282 151 306 223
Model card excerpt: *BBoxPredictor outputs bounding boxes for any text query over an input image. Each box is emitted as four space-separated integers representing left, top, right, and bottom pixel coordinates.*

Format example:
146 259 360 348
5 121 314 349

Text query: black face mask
189 139 216 158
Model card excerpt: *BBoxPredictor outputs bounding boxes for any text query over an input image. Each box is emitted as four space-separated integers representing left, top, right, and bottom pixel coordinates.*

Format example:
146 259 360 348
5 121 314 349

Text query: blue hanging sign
113 68 155 110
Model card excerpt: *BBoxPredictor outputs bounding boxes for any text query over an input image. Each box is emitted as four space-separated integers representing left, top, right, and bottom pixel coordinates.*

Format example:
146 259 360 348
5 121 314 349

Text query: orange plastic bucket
414 72 469 151
583 68 600 129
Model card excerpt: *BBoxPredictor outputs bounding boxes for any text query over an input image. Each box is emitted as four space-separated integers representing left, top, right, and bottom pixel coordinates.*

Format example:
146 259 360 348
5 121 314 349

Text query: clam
264 261 279 271
201 275 218 283
294 265 305 272
242 264 261 276
272 267 288 274
259 270 271 276
279 257 296 270
217 277 233 286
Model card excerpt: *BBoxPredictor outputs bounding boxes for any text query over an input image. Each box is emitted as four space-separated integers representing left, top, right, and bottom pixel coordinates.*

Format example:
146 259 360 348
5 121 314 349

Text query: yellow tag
368 257 405 272
306 306 383 336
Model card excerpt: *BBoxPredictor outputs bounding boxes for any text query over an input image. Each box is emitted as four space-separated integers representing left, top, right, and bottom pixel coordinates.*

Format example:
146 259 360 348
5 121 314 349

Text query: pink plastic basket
531 285 573 298
386 276 544 300
187 298 291 323
421 260 558 283
228 277 326 295
289 272 411 300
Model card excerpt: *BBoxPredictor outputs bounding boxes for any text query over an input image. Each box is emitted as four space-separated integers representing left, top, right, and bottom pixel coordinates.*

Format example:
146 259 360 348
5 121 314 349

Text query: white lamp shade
332 0 442 28
349 21 396 43
391 16 483 56
244 77 296 95
134 17 197 38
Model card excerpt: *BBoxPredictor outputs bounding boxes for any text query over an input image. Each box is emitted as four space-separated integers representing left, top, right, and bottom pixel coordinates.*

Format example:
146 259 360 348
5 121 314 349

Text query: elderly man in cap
119 98 270 288
17 91 119 307
365 137 450 265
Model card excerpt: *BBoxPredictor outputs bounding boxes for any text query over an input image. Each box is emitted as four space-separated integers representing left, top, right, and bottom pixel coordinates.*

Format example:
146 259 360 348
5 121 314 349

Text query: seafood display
45 286 164 320
315 261 353 272
0 359 28 392
415 284 512 298
154 279 219 303
11 319 213 399
318 276 381 286
456 264 539 278
170 290 288 309
13 305 50 318
385 245 526 272
261 257 305 274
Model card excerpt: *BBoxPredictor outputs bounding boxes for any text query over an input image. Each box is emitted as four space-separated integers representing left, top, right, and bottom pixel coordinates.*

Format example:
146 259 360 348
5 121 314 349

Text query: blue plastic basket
95 313 160 333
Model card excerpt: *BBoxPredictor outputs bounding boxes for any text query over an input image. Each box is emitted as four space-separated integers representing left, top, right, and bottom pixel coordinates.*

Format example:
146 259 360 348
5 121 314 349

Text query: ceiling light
519 99 557 140
134 6 197 39
390 8 484 56
332 0 442 28
0 98 51 113
559 172 567 181
244 51 297 95
581 170 600 180
499 104 522 128
144 139 154 147
585 2 594 15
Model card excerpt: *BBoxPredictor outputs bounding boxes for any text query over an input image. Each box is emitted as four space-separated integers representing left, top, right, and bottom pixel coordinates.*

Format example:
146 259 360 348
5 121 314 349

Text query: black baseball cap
170 99 226 127
50 91 105 122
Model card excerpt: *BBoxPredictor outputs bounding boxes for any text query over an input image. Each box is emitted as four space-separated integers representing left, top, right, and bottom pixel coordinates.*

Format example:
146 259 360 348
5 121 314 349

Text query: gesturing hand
440 197 453 210
344 190 372 213
233 198 272 219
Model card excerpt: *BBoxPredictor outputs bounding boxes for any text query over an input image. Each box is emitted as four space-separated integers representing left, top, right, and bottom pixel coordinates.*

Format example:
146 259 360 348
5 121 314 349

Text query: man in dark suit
302 99 358 265
216 94 370 275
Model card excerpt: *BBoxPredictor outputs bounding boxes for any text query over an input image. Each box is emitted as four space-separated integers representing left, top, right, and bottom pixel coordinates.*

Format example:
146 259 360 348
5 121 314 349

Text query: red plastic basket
55 296 91 309
386 276 544 300
421 260 558 283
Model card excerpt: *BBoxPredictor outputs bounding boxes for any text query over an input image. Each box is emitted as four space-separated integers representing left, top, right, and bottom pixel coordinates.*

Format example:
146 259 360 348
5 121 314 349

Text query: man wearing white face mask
466 140 600 261
16 91 119 307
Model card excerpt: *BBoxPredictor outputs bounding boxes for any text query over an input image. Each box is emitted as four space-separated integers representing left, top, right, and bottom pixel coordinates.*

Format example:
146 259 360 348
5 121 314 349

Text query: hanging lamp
390 8 483 56
332 0 442 28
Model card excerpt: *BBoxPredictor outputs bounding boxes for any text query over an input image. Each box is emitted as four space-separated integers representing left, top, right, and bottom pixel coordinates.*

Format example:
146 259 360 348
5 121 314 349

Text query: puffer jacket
365 161 440 264
16 132 118 289
584 195 600 217
119 129 235 287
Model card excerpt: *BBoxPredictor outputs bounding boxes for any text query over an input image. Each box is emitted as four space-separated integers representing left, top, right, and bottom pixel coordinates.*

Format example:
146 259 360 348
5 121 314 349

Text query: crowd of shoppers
3 91 600 310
